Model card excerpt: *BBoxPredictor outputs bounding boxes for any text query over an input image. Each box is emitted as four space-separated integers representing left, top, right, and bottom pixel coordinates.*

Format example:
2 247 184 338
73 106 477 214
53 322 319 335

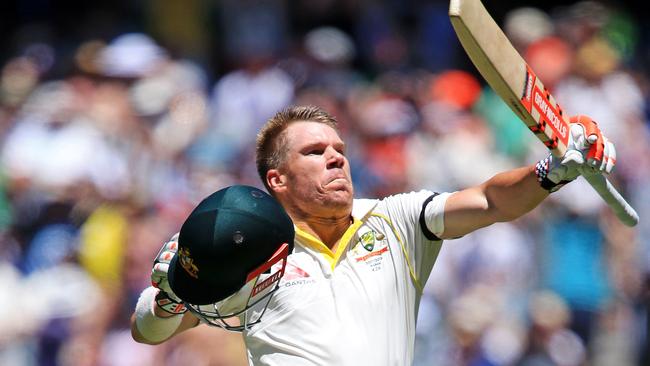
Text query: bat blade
449 0 568 154
449 0 638 226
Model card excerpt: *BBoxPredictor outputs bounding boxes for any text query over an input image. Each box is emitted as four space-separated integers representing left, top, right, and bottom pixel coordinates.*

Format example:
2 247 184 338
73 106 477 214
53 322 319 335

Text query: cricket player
131 106 616 365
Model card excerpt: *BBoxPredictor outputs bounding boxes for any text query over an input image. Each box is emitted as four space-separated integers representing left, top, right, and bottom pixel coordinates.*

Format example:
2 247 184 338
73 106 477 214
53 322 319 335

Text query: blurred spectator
520 291 587 366
540 214 613 343
504 7 554 52
407 70 516 192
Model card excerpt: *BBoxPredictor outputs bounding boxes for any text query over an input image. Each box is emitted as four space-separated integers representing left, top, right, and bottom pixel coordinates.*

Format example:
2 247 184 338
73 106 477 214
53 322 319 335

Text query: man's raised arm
439 115 617 239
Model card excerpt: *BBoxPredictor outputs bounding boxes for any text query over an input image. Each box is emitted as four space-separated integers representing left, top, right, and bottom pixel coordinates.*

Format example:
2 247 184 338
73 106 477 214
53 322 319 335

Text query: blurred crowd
0 0 649 365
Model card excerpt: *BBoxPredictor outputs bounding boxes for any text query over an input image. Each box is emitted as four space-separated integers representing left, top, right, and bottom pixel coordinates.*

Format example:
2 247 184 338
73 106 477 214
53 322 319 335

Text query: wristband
135 287 184 342
535 155 570 193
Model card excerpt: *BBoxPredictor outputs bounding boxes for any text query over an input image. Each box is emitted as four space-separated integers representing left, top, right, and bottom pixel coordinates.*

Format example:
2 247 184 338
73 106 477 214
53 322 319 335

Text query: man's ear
266 169 287 193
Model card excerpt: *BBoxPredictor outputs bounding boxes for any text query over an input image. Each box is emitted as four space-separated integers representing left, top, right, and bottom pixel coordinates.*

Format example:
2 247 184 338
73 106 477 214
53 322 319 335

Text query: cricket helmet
168 185 294 331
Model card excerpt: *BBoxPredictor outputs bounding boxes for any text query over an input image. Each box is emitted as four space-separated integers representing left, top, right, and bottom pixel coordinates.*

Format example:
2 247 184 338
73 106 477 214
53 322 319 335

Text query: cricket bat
449 0 638 227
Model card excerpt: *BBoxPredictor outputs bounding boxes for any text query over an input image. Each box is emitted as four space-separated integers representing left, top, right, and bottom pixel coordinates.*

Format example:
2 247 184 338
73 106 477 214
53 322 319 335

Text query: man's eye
306 149 323 155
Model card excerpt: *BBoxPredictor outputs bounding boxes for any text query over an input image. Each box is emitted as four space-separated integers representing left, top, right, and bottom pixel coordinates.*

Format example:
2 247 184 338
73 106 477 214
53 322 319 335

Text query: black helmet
168 185 294 331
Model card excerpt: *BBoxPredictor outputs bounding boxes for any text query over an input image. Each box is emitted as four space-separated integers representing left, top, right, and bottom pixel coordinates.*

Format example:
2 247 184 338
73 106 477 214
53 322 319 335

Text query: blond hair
256 105 339 192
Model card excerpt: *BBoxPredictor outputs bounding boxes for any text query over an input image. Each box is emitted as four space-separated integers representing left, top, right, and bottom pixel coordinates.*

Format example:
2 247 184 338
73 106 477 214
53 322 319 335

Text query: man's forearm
131 286 199 344
131 287 184 344
441 165 548 238
481 165 548 222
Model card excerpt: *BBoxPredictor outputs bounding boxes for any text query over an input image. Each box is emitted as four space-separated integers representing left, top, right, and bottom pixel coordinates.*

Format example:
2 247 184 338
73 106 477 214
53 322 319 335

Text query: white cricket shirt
240 190 449 366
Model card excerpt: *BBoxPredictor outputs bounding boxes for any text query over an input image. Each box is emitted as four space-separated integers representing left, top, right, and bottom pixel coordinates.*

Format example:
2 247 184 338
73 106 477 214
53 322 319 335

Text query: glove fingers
167 240 178 251
560 115 617 184
571 115 600 139
153 262 170 274
154 240 178 262
151 272 165 288
605 139 616 174
151 263 169 287
571 115 604 167
161 240 178 254
152 250 176 287
157 250 176 264
151 235 183 303
152 275 174 294
600 137 610 172
586 133 604 167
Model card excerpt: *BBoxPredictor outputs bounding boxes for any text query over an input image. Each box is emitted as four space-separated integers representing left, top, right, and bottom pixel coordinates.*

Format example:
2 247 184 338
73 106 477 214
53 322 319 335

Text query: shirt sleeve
377 190 451 288
423 192 451 239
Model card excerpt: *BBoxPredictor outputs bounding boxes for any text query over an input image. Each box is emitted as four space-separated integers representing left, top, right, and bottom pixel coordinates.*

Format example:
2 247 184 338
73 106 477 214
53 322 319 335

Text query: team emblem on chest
351 228 389 271
360 231 376 251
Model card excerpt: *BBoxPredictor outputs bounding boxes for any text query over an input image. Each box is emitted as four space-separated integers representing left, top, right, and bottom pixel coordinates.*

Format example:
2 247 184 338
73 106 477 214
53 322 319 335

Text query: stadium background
0 0 649 365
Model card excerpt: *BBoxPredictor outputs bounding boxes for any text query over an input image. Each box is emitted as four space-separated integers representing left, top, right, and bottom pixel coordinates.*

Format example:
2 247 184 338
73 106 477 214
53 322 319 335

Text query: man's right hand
151 233 187 315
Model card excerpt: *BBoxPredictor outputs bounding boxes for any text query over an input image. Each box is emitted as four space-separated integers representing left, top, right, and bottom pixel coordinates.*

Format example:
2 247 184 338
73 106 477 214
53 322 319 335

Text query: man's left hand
535 115 616 192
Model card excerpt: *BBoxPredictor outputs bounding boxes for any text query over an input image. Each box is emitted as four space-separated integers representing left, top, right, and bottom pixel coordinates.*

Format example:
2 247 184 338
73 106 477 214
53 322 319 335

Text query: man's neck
293 214 353 251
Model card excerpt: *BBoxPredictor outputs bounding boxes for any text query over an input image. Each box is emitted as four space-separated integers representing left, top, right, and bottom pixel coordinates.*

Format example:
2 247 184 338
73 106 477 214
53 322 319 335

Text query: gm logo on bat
521 66 568 146
533 90 568 143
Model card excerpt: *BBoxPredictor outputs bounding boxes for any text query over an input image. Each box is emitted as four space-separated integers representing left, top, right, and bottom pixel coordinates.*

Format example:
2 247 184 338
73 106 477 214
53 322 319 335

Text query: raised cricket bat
449 0 639 227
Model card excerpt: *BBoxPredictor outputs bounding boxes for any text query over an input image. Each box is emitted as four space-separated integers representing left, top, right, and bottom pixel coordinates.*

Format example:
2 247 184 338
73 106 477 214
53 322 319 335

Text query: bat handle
583 173 639 227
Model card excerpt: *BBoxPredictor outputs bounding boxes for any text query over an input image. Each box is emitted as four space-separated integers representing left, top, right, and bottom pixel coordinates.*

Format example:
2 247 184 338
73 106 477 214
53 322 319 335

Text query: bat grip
583 173 639 227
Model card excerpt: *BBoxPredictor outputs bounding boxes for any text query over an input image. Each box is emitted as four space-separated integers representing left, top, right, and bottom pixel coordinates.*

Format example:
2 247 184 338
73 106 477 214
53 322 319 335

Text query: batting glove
151 233 187 315
535 115 616 192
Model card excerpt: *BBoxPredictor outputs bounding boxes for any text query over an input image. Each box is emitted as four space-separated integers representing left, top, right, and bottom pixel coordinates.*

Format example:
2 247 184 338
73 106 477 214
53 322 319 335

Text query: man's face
272 121 354 218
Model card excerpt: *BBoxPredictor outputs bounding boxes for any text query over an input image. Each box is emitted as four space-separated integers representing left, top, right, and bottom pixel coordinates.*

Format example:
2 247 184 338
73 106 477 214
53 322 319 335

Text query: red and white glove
151 233 187 315
535 115 616 192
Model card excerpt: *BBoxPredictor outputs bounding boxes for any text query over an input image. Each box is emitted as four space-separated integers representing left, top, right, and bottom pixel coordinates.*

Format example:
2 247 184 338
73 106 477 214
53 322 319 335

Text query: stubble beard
290 185 353 223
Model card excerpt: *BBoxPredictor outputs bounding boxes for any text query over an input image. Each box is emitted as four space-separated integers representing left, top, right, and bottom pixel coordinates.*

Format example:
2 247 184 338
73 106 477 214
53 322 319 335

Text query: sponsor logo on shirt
283 262 310 280
276 262 316 288
355 246 389 262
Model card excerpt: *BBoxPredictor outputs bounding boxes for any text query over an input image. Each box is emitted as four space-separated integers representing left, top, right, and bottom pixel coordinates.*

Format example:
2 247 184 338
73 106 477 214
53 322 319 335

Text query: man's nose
326 147 344 168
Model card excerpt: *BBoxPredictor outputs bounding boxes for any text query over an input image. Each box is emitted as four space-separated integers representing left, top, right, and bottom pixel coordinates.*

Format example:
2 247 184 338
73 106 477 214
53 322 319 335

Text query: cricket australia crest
351 229 389 271
179 247 199 279
360 231 376 251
